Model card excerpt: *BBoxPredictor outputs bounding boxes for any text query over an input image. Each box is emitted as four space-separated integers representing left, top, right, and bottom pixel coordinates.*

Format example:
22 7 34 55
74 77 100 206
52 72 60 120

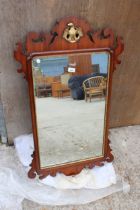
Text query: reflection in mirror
32 52 109 168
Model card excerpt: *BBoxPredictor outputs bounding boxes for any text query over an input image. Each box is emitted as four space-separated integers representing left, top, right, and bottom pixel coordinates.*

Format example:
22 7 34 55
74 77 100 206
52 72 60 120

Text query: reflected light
36 59 41 64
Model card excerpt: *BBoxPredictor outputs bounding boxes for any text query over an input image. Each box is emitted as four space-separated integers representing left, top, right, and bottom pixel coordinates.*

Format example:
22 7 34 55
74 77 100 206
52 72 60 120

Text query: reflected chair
58 74 71 98
83 76 106 102
51 74 71 98
35 76 52 97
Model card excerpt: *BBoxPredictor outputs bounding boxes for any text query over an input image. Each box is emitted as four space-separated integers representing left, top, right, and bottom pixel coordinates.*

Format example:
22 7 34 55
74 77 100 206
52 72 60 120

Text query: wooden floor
35 97 105 167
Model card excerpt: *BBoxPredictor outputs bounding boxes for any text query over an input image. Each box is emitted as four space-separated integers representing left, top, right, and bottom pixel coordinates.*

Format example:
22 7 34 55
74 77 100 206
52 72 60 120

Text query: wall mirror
14 17 124 179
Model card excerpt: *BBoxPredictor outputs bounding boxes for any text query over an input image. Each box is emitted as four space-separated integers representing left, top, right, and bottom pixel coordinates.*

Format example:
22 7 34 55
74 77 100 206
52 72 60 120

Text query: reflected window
33 57 68 76
91 53 108 74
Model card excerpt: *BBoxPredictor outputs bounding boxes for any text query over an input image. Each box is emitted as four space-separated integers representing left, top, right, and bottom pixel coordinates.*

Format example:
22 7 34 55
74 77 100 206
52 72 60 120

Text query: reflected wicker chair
83 76 106 102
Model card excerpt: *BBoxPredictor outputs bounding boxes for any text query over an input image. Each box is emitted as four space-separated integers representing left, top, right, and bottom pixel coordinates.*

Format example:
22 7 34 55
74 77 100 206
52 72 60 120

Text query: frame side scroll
113 36 124 70
14 42 27 79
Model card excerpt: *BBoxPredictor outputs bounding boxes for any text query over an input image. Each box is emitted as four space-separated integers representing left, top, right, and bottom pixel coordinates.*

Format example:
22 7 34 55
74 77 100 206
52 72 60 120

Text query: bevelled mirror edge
31 51 110 169
14 16 124 179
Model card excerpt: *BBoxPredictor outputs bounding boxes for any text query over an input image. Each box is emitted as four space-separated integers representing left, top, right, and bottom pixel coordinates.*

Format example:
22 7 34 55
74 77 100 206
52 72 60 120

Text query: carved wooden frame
14 16 124 179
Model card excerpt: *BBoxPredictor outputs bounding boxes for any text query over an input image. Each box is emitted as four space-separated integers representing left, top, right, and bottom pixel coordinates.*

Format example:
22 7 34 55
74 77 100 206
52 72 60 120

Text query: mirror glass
32 52 110 168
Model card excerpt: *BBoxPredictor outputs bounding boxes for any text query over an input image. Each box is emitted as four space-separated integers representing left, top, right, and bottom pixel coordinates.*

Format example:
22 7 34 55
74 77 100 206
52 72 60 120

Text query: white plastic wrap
39 163 116 189
14 134 117 189
0 134 130 210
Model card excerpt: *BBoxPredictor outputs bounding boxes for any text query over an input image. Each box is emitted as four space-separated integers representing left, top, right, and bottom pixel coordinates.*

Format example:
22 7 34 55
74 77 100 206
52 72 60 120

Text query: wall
0 0 140 143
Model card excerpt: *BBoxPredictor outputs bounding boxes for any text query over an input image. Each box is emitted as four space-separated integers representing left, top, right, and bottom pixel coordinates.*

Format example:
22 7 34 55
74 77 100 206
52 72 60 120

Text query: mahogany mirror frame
14 16 124 179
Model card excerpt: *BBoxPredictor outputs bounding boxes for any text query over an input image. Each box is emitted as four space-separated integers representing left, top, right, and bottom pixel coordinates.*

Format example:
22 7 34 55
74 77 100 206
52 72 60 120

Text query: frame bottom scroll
28 152 37 178
28 140 114 180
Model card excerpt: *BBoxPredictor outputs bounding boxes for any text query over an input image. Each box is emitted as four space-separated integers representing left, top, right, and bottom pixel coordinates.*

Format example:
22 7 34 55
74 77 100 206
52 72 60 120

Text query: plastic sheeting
14 134 117 190
39 163 117 189
0 134 130 210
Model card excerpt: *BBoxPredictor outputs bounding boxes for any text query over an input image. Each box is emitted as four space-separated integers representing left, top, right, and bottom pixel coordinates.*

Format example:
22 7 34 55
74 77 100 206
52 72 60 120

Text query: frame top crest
14 16 124 79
